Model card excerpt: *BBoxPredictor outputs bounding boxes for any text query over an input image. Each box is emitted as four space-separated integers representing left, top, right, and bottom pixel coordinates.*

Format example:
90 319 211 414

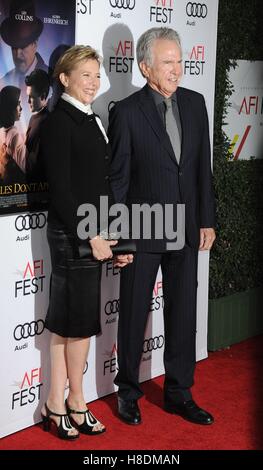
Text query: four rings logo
15 213 47 231
186 2 207 18
104 299 119 315
14 320 45 341
143 335 164 353
109 0 135 9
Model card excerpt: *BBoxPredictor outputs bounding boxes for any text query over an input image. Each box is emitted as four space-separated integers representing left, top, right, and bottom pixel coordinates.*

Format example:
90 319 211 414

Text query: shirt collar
61 92 93 114
147 84 177 106
24 56 38 77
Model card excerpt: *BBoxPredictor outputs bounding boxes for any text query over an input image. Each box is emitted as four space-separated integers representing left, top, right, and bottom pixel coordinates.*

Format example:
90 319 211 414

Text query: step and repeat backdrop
224 60 263 161
0 0 219 437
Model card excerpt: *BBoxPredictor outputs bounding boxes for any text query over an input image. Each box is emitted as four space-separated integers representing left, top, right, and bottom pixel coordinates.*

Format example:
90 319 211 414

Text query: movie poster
0 0 76 214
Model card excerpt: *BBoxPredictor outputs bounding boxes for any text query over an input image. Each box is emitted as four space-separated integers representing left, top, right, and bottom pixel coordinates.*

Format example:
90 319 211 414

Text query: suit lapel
137 85 177 165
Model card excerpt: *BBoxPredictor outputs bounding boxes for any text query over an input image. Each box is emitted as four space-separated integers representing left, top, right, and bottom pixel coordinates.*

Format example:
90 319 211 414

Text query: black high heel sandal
65 399 106 435
41 403 79 440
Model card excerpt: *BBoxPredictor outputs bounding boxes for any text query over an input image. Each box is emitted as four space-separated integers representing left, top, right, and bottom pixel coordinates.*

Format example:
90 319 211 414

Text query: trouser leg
161 246 198 405
115 252 161 400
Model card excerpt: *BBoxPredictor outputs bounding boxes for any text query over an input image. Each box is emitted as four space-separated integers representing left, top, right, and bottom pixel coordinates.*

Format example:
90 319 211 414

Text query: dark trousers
114 246 198 404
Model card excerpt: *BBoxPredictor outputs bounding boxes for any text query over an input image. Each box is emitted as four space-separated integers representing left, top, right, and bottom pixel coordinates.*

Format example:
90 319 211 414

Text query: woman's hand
113 254 134 268
89 237 118 261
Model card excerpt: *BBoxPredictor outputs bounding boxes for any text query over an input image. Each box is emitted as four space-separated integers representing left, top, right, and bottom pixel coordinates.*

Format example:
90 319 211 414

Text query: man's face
12 41 37 73
140 39 183 98
26 85 44 112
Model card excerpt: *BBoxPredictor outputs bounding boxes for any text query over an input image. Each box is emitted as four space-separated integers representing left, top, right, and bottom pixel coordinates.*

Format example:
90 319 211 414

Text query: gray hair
136 27 181 69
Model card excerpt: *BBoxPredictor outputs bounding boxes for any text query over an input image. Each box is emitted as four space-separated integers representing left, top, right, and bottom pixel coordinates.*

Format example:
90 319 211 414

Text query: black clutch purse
78 237 136 259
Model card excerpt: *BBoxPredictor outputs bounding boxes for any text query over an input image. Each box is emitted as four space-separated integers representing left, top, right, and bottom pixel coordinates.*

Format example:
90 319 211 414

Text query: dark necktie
164 98 181 164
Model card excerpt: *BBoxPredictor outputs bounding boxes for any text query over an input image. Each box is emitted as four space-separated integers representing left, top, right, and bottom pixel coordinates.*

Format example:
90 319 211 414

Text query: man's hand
113 254 134 268
199 228 216 251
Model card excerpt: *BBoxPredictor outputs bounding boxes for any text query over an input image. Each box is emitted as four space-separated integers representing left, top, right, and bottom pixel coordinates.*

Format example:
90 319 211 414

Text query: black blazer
108 85 215 251
40 99 113 241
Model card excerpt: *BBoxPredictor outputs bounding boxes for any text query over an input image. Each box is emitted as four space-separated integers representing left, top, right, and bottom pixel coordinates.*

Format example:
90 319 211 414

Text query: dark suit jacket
26 107 49 176
108 84 215 251
39 99 113 242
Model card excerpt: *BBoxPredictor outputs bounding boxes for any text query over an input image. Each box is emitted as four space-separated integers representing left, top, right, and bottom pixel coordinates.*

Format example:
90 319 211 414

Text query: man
0 0 48 86
0 0 48 127
108 27 216 426
25 69 50 176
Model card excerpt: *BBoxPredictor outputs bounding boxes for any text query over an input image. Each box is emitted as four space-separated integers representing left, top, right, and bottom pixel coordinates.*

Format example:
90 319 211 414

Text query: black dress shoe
164 400 214 425
117 397 142 425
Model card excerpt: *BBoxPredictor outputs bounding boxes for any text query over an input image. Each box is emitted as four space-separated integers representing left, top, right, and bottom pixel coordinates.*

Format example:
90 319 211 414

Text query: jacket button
105 155 109 160
179 171 183 176
105 175 109 181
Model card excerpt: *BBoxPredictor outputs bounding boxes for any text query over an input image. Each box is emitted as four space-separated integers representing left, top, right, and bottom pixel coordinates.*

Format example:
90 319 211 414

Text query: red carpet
1 336 262 450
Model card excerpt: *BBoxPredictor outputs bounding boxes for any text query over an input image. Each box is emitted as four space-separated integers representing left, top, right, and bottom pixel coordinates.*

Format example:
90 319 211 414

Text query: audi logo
14 320 45 340
186 2 207 18
104 299 119 315
15 213 47 231
109 0 136 10
143 335 164 353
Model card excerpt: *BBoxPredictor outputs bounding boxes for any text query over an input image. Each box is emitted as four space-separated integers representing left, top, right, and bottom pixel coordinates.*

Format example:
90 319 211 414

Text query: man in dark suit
25 69 50 177
108 27 216 426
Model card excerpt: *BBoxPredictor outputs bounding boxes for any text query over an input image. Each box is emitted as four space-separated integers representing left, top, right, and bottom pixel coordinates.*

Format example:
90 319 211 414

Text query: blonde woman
39 45 120 440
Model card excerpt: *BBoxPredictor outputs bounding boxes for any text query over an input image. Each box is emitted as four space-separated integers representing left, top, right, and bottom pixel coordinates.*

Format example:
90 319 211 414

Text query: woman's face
61 59 100 104
14 100 22 121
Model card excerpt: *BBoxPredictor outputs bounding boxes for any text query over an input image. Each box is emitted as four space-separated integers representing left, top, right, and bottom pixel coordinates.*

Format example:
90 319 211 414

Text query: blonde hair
53 45 101 81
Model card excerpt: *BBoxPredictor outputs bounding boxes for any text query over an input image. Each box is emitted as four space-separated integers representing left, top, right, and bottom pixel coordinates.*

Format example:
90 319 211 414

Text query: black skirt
45 225 102 338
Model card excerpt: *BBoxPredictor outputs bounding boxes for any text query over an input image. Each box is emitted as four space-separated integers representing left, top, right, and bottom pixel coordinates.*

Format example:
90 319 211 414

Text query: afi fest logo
77 0 94 15
150 0 174 24
109 39 134 74
15 259 45 298
12 368 43 410
105 259 120 277
103 343 118 375
150 280 163 313
184 45 206 76
227 96 261 160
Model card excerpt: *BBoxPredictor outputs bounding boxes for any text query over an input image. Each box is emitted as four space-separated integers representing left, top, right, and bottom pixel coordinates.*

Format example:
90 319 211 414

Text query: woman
0 86 26 182
39 45 120 440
